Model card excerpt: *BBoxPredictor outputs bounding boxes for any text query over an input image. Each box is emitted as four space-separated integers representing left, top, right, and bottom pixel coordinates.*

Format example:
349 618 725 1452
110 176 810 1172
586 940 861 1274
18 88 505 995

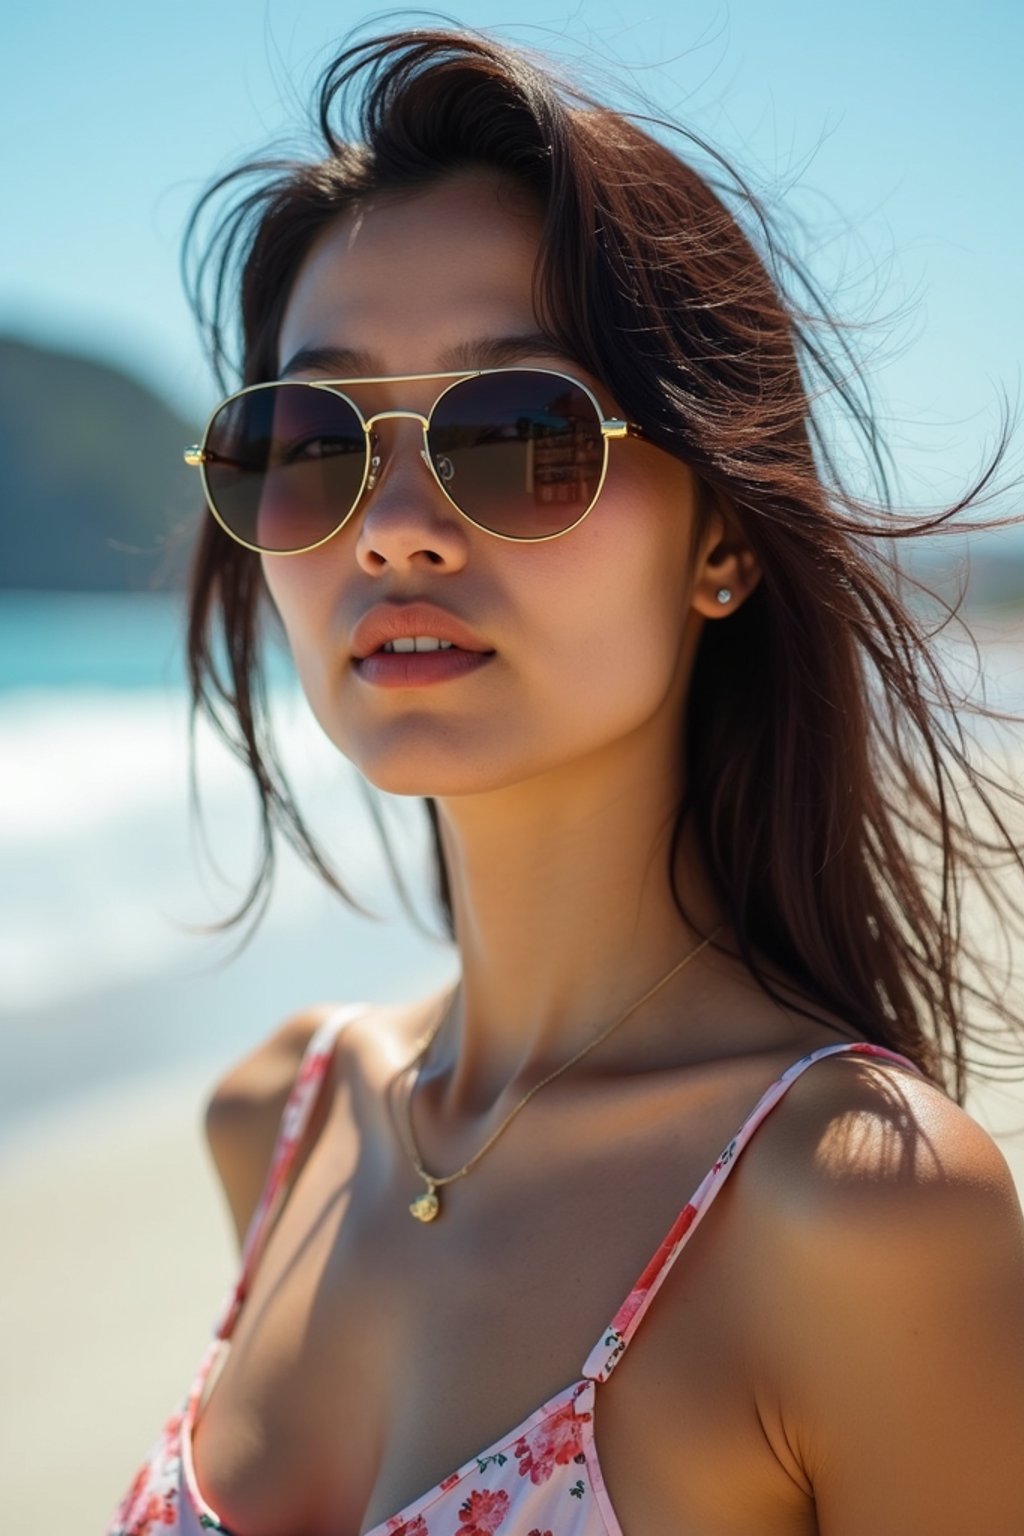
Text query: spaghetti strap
211 1001 370 1340
582 1039 925 1382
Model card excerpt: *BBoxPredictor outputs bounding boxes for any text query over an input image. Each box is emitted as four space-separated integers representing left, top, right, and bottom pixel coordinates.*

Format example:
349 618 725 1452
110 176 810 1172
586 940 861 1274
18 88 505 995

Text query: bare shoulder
203 1001 379 1251
204 1003 346 1118
747 1047 1021 1219
742 1051 1024 1533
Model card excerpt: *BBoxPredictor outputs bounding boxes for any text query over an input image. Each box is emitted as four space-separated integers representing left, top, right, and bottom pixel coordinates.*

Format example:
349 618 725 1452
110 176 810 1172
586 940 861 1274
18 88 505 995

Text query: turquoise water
0 590 297 691
0 591 187 690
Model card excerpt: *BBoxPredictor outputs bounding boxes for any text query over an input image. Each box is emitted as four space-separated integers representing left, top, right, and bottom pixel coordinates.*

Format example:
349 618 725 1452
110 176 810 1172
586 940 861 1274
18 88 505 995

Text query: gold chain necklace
399 924 723 1222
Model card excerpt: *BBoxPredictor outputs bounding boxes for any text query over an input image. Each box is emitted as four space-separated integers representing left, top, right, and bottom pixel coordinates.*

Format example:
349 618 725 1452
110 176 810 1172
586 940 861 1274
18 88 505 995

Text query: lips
354 647 495 688
351 601 495 660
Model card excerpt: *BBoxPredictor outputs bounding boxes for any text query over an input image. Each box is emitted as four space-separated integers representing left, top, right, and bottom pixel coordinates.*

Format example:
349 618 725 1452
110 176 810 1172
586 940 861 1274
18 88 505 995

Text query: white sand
0 1069 237 1530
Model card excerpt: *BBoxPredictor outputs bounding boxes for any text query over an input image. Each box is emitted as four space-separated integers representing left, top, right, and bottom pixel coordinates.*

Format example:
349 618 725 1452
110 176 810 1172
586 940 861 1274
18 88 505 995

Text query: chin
348 735 540 800
352 757 504 799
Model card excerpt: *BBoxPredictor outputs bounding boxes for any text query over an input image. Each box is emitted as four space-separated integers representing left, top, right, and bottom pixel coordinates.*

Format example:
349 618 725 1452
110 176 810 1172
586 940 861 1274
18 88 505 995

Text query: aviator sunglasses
184 367 646 552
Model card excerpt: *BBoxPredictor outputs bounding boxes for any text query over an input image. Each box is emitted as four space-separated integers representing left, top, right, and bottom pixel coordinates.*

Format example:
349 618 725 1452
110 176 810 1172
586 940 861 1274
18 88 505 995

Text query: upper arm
763 1066 1024 1534
202 1005 340 1254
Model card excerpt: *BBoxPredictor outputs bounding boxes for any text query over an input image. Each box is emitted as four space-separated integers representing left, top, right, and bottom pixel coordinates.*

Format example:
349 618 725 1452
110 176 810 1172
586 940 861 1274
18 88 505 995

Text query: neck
424 735 730 1119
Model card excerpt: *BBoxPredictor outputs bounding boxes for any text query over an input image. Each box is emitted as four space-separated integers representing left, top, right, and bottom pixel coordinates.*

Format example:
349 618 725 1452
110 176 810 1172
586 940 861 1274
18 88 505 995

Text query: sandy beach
0 1068 237 1529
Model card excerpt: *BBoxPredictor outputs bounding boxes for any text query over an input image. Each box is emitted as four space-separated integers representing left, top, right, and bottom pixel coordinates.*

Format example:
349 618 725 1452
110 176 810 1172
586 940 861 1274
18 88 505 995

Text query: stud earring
716 588 732 604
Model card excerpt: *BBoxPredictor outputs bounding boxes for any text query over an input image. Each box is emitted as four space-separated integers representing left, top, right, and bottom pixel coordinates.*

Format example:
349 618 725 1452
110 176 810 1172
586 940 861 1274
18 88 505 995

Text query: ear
689 492 761 620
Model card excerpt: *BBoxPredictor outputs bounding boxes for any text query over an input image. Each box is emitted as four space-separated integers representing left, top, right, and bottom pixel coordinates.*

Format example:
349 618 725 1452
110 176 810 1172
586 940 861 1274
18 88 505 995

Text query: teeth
381 636 456 653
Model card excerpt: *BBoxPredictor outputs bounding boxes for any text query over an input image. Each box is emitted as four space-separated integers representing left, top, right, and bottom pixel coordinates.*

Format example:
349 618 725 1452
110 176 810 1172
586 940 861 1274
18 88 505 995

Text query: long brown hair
180 24 1024 1104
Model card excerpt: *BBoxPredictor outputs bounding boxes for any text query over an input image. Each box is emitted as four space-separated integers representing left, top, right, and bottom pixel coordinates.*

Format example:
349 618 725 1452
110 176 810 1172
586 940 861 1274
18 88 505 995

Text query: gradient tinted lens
202 383 366 552
428 370 606 538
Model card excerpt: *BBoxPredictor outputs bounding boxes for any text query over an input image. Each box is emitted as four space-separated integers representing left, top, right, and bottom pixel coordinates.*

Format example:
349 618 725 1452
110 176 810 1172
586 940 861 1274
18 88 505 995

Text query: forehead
276 169 547 376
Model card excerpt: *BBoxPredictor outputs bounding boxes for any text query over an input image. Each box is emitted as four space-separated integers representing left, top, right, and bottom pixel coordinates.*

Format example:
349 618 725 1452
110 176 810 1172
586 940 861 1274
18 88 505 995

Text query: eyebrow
278 331 575 379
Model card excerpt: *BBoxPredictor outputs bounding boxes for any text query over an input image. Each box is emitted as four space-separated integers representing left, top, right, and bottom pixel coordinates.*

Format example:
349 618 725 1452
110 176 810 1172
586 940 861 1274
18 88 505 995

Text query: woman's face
266 167 713 799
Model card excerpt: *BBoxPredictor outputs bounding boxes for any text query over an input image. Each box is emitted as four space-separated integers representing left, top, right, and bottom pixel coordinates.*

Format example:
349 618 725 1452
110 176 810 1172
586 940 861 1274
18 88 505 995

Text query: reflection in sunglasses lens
430 371 604 539
203 371 606 550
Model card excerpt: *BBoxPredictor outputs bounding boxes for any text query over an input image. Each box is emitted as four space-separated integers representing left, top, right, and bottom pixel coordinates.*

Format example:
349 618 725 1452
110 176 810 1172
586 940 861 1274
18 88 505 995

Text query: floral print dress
105 1003 923 1536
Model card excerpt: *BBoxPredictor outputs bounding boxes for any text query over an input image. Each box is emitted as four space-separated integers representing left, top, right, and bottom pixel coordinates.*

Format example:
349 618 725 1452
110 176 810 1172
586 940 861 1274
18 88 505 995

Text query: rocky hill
0 336 201 590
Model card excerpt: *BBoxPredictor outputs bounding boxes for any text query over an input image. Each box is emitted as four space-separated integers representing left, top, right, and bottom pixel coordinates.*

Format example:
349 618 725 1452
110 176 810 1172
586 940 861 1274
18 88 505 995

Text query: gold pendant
409 1183 440 1222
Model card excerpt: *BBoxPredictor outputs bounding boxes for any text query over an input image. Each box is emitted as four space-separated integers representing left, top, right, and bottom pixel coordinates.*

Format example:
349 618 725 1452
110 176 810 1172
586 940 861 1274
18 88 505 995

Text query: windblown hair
181 23 1024 1104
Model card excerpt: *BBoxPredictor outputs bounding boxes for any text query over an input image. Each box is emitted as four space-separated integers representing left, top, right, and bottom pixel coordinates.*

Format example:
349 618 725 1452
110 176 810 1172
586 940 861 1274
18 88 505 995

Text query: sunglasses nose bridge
360 407 437 495
362 407 430 431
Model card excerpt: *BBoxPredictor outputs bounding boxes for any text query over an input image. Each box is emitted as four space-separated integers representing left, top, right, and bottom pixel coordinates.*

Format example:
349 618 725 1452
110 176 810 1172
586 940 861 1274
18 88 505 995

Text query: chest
189 1066 817 1536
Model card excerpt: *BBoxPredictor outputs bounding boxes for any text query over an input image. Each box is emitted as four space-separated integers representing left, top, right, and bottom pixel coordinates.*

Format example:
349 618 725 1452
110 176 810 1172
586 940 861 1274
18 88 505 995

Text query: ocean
0 591 459 1147
2 590 1022 1147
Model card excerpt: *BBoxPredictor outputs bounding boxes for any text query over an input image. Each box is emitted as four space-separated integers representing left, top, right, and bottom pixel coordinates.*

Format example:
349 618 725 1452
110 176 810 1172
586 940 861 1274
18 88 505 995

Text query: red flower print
440 1471 460 1490
280 1052 327 1138
114 1483 176 1535
608 1284 647 1336
609 1202 698 1334
527 1530 554 1536
514 1402 584 1485
456 1486 510 1534
296 1047 326 1089
386 1516 428 1535
159 1409 184 1453
108 1433 183 1535
146 1487 176 1528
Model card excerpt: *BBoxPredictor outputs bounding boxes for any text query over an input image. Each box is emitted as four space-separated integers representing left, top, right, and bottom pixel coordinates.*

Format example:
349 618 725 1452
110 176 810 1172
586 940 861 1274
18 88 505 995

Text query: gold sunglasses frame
183 366 646 553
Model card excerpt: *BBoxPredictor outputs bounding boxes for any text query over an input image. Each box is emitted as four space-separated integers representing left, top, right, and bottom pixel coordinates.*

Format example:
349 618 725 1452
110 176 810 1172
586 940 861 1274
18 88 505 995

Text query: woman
109 25 1024 1536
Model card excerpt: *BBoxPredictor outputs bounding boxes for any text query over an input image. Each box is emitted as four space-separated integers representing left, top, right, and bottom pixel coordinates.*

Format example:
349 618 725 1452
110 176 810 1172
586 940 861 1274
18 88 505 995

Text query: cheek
259 551 340 680
519 490 692 719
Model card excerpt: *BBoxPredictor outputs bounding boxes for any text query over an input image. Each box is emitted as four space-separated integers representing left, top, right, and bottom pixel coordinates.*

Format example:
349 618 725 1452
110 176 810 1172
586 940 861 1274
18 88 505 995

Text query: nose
352 412 468 572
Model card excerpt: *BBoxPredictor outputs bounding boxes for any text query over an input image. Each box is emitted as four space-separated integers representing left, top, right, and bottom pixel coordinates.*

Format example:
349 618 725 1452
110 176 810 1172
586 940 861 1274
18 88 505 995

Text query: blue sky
2 0 1021 509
